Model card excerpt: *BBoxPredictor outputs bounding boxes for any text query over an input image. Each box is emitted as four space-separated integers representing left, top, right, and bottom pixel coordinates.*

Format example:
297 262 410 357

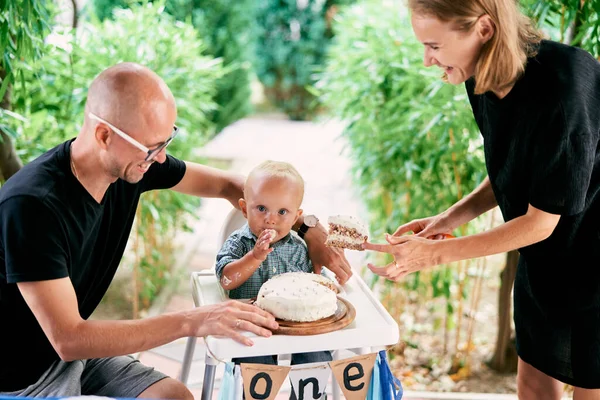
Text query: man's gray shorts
0 355 167 398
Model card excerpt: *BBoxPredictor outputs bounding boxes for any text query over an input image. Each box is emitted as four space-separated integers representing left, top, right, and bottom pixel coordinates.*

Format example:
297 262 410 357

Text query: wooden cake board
272 297 356 336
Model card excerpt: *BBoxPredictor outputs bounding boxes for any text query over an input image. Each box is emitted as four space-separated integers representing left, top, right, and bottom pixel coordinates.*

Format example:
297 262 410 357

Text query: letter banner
288 361 331 400
329 353 377 400
240 363 291 400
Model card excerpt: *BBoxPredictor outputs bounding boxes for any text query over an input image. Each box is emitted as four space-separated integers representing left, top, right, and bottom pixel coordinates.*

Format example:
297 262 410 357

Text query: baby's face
241 175 303 243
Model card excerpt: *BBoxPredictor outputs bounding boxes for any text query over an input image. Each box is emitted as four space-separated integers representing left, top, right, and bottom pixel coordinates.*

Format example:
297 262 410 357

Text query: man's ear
95 124 112 151
239 198 248 218
478 14 495 43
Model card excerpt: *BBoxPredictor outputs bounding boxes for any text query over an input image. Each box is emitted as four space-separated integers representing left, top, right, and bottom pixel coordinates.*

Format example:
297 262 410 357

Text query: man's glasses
88 112 178 161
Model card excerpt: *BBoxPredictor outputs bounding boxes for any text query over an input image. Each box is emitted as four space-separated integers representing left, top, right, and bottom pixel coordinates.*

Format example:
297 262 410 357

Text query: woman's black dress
466 39 600 388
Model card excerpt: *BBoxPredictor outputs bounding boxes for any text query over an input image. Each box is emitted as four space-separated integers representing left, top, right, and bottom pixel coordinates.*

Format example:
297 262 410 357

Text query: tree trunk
71 0 78 28
488 250 519 373
0 67 23 181
565 0 584 45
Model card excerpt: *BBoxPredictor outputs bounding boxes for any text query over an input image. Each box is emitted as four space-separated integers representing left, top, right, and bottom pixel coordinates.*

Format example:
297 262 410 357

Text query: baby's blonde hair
245 160 305 202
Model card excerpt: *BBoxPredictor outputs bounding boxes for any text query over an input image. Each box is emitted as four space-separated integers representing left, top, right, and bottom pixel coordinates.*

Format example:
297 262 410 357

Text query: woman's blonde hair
408 0 543 94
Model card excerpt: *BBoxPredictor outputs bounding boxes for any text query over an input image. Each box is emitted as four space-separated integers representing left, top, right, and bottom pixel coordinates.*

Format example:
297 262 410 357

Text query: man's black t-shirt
0 139 186 391
466 40 600 311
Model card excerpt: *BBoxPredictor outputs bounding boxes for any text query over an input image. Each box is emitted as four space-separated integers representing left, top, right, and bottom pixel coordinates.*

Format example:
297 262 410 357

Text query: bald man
0 62 352 398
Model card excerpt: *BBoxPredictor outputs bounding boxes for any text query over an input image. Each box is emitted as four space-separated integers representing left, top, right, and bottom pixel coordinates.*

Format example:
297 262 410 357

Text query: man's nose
152 149 168 164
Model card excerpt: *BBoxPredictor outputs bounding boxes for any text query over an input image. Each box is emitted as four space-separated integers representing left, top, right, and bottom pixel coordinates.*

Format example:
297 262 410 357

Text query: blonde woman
363 1 600 399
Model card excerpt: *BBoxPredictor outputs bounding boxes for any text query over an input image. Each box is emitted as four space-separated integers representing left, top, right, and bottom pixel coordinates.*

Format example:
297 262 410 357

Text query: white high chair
178 207 400 400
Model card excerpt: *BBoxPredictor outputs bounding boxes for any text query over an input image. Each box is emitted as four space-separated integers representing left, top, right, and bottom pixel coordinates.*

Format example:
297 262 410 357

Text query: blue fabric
378 350 403 400
217 362 239 400
367 353 382 400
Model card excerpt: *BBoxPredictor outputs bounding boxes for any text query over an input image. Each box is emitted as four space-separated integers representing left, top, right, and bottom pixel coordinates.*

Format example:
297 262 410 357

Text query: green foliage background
0 0 52 88
530 0 600 56
0 0 54 173
91 0 255 133
254 0 354 120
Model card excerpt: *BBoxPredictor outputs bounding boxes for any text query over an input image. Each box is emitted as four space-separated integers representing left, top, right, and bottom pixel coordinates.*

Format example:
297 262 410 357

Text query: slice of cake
255 272 338 322
263 229 277 242
325 215 368 251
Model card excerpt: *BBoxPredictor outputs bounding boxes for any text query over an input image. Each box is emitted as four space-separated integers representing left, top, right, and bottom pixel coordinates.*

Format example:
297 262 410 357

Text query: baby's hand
263 229 276 242
252 229 275 261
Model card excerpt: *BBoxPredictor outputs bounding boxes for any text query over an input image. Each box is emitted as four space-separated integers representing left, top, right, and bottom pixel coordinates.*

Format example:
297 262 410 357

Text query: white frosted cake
325 215 369 251
255 272 338 322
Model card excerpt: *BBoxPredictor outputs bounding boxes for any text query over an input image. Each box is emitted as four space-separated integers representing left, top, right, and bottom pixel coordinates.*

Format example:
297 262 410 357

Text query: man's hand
189 300 279 346
252 229 275 261
304 223 352 284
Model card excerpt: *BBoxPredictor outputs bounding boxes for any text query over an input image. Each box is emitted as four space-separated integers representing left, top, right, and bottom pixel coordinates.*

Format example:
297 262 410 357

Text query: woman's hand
304 223 352 284
393 214 454 240
363 233 446 281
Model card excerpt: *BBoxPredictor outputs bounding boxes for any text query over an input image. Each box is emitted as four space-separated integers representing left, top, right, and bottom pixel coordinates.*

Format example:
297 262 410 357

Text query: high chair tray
191 268 399 360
